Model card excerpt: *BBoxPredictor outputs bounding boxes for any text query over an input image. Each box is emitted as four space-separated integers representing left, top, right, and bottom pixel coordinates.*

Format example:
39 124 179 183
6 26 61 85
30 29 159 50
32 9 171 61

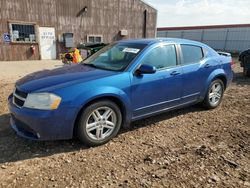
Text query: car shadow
0 113 86 164
0 105 205 164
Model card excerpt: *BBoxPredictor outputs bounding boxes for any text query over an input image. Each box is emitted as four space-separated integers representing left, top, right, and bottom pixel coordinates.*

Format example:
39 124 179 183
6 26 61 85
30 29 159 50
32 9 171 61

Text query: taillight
230 59 235 68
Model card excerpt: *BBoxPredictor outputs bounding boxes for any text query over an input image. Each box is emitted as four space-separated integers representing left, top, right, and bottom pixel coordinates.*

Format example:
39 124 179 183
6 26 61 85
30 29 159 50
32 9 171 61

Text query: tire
77 100 122 147
243 55 250 77
243 67 250 77
202 79 225 109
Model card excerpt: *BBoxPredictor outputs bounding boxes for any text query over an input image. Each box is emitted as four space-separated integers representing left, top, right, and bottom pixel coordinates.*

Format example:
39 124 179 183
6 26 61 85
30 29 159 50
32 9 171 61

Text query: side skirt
131 99 198 122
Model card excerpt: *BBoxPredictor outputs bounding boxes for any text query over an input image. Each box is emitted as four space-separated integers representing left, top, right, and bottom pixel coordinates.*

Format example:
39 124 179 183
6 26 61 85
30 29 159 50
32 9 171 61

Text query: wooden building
0 0 157 61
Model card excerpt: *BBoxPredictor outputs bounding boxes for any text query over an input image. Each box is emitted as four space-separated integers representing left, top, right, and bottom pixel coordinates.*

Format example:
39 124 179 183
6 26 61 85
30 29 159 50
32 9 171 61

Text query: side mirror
135 64 156 75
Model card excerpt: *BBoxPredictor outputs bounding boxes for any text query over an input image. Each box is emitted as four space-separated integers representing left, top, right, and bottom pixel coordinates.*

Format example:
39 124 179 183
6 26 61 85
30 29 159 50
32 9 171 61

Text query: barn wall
0 0 157 61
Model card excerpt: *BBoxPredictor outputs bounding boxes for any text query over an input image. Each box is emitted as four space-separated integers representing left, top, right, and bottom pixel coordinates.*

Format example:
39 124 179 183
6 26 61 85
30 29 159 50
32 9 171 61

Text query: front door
131 44 182 119
39 27 56 60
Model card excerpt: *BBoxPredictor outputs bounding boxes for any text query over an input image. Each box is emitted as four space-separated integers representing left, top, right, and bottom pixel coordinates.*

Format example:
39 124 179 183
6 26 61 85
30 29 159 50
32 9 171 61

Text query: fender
71 86 132 128
200 68 227 97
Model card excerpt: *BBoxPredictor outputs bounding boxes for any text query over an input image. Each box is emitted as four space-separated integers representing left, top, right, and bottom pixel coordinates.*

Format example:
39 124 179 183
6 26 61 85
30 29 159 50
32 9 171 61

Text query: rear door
180 44 218 103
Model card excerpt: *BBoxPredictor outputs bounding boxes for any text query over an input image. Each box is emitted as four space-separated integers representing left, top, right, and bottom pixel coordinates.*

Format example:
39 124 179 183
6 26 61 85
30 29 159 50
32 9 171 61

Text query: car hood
16 64 118 92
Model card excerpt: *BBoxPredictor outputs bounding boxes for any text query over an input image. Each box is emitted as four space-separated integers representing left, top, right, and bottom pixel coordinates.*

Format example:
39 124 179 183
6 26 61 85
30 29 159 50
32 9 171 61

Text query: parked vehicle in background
8 38 233 146
239 49 250 77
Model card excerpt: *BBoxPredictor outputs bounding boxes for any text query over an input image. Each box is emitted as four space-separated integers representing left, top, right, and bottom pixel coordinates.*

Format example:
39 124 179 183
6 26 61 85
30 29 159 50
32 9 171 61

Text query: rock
65 159 72 163
49 164 55 168
124 180 129 184
210 175 220 182
13 179 17 184
152 169 167 178
244 182 250 187
143 155 155 164
50 177 56 181
195 145 211 157
207 179 213 184
1 165 7 169
219 156 239 168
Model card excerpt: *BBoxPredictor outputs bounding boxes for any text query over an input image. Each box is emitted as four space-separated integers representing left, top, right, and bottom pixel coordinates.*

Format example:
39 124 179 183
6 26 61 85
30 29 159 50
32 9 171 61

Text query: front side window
10 23 36 42
141 45 177 70
83 43 147 71
181 44 203 65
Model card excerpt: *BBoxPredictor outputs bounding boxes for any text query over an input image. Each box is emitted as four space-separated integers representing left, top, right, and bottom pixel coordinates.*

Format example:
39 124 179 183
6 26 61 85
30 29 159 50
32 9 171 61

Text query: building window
87 35 103 43
9 23 36 42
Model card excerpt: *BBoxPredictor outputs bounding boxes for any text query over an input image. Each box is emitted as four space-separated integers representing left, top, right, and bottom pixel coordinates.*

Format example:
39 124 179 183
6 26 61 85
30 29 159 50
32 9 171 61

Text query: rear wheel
202 79 224 109
77 100 122 147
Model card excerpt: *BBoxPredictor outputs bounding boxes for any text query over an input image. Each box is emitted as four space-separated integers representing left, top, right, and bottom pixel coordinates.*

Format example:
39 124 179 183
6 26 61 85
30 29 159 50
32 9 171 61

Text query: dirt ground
0 59 249 188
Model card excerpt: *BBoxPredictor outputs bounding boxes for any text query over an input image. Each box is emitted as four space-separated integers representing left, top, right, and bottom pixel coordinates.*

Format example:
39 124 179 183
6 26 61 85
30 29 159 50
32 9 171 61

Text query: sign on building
3 33 11 43
38 27 56 60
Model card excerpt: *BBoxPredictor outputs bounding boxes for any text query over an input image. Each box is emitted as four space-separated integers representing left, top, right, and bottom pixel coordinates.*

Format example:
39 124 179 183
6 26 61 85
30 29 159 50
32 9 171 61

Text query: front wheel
77 100 122 147
202 79 225 109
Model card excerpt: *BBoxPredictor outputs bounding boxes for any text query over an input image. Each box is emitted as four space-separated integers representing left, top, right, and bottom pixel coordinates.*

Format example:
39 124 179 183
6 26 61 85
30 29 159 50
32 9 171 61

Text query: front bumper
8 95 76 141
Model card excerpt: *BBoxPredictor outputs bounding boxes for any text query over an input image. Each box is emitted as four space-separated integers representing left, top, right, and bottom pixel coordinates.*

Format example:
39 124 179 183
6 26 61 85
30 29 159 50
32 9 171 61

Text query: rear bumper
8 95 76 141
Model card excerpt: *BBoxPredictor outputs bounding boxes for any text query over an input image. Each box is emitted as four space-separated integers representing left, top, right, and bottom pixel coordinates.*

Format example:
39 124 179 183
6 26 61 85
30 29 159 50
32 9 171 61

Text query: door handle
204 64 211 68
170 71 180 76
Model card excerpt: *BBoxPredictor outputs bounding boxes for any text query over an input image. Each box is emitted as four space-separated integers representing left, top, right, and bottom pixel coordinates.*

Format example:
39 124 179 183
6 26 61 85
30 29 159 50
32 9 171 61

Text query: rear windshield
83 43 147 71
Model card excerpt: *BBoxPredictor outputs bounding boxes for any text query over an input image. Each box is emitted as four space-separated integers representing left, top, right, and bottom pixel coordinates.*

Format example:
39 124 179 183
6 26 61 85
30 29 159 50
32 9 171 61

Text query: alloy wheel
85 106 117 141
209 82 223 106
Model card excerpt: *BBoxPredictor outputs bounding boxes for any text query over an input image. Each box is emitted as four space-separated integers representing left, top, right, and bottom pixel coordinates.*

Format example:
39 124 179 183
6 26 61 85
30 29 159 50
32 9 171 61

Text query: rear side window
141 45 177 70
181 45 203 65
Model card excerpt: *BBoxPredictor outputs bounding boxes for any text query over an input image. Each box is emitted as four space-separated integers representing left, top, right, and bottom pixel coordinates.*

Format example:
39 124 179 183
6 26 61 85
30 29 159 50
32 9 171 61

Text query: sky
144 0 250 27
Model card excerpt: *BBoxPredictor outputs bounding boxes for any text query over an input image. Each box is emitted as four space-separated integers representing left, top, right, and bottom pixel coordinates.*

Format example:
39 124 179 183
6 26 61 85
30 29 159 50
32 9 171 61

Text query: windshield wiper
83 63 99 68
83 63 120 72
83 63 109 70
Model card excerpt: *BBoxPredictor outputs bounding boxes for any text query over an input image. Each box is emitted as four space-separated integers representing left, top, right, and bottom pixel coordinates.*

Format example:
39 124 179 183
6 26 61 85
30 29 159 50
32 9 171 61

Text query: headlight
23 93 61 110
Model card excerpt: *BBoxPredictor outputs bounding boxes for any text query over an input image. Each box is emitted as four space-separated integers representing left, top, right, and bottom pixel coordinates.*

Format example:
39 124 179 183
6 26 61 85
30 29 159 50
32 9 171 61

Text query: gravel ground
0 59 249 188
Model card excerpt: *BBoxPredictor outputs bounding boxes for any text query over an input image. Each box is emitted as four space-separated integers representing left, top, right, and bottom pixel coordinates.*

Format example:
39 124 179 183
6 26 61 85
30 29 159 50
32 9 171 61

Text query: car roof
119 38 207 47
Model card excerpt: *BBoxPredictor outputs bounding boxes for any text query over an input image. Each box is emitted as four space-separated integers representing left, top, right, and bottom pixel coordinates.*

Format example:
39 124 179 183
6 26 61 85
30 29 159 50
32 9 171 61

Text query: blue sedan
8 38 233 146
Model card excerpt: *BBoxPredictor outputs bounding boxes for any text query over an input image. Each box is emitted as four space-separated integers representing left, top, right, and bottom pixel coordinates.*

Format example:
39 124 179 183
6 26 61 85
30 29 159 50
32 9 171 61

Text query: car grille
13 88 28 108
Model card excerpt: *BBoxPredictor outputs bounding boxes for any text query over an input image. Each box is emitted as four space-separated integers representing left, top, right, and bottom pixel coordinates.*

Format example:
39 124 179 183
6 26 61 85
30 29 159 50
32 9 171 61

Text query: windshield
82 43 147 71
